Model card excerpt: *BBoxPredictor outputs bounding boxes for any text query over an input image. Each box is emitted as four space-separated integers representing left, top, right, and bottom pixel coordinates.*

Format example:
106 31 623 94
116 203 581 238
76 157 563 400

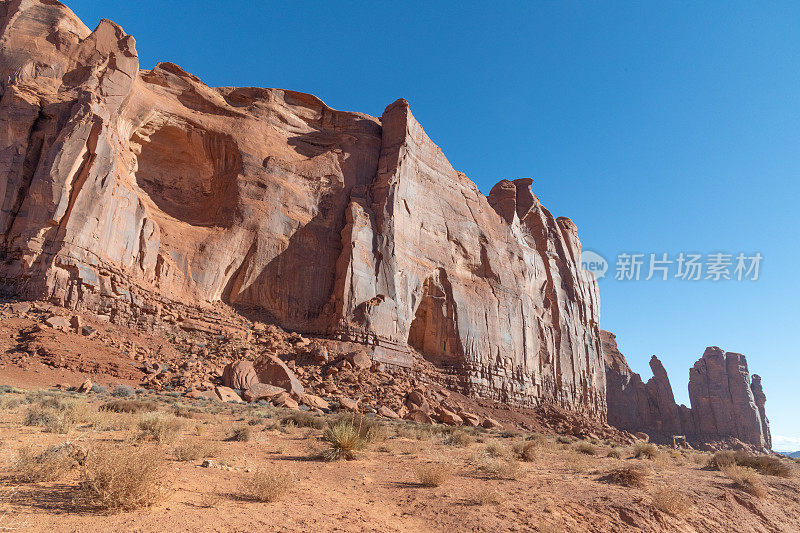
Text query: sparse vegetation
239 464 294 502
414 461 452 487
473 487 504 505
607 448 622 459
321 418 367 460
281 411 325 429
76 445 169 512
602 465 649 487
10 444 78 482
136 412 184 443
100 399 159 413
476 457 525 480
484 440 506 458
709 451 791 478
652 486 692 516
511 440 538 462
721 464 768 498
172 440 220 461
575 441 597 455
111 385 135 397
227 426 252 442
633 441 659 460
443 429 473 447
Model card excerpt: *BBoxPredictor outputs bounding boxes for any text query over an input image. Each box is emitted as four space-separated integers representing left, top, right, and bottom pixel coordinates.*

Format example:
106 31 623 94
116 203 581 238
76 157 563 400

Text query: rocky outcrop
0 1 605 417
688 347 771 450
602 330 771 450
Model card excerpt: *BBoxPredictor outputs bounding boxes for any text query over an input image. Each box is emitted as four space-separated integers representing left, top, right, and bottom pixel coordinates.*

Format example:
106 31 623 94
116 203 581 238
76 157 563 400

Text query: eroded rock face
0 1 604 417
602 331 771 449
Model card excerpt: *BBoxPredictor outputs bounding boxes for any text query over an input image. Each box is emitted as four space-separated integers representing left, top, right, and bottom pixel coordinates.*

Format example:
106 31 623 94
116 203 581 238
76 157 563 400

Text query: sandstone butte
0 0 771 450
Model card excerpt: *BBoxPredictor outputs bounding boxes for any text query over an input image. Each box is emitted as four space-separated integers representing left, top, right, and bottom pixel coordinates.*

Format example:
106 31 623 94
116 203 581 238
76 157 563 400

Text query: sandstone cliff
0 1 605 416
602 330 771 450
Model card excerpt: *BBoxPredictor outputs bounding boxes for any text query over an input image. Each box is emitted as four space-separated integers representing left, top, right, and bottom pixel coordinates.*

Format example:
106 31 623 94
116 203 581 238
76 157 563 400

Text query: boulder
378 405 400 419
222 360 258 390
459 411 481 427
243 383 285 402
272 391 299 409
300 394 330 410
404 409 433 425
45 316 70 331
339 397 359 412
346 351 372 371
215 386 244 403
481 417 503 429
252 354 304 396
436 408 463 426
77 379 93 393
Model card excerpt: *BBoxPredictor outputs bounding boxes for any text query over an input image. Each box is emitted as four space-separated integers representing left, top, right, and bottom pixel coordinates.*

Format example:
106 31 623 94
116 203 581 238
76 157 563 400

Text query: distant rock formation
0 1 605 417
602 330 771 450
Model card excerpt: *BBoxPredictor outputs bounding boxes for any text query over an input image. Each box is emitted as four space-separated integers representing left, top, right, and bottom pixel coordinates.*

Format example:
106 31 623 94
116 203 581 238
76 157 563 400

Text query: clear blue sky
66 1 799 450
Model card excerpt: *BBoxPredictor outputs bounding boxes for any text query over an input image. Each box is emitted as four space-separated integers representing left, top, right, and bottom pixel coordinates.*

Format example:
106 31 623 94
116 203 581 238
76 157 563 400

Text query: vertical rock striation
0 1 606 418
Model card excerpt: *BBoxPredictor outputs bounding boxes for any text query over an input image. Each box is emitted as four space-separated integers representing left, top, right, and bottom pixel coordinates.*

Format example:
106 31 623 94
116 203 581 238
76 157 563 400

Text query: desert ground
0 385 798 533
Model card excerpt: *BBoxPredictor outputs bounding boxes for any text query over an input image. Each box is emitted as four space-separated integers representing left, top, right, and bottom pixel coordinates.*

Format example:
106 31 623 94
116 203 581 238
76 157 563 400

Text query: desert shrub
473 487 504 505
227 426 252 442
21 397 89 433
239 465 293 502
633 441 659 460
476 457 525 480
721 464 767 498
709 451 791 478
414 461 452 487
443 429 473 447
321 418 367 460
172 440 220 461
281 411 325 430
100 400 159 413
0 394 21 410
90 384 107 394
652 486 692 516
484 440 506 458
136 412 184 443
111 385 135 398
76 445 168 512
607 448 622 459
511 440 538 462
575 442 597 455
10 444 78 482
556 436 574 444
708 450 736 469
602 465 649 487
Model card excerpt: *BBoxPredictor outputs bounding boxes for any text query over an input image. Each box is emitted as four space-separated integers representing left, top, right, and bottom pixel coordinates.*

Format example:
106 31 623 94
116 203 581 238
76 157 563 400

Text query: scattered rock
346 351 372 371
378 405 400 419
45 316 70 331
404 409 433 424
243 383 285 402
481 417 503 429
339 397 359 412
222 360 258 390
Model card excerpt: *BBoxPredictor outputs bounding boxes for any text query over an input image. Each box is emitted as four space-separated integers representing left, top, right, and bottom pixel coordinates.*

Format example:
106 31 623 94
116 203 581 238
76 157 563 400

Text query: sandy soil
0 389 798 533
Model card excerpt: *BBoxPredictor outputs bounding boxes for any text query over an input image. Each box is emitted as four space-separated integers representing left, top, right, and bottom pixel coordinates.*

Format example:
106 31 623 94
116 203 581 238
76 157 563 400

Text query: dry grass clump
511 440 538 462
633 441 659 460
238 464 294 502
321 418 368 460
172 440 220 461
281 411 325 429
10 444 78 482
484 440 506 458
413 461 453 487
22 397 88 433
473 487 504 506
476 456 526 480
136 412 185 443
652 486 692 516
575 441 598 455
607 448 622 459
226 426 252 442
443 429 474 447
99 399 159 413
76 445 169 512
721 464 768 498
709 451 791 478
602 464 650 487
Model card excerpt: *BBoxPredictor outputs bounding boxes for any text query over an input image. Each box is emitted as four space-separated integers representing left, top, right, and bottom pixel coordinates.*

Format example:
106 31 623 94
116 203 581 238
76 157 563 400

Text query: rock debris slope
0 1 605 417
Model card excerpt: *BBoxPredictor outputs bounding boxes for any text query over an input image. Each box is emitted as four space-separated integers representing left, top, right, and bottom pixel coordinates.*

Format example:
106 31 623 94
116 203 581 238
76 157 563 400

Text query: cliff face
602 331 771 450
0 1 605 416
